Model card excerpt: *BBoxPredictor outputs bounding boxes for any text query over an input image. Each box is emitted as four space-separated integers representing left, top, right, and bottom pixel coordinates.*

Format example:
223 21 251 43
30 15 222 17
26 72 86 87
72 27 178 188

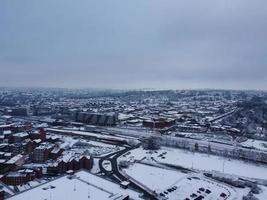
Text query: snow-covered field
240 139 267 152
50 133 124 156
177 132 233 144
120 147 267 180
75 140 123 157
123 163 239 200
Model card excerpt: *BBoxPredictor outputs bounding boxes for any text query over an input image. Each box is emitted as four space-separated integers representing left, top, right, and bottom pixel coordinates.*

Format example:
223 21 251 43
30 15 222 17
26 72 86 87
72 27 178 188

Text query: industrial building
73 112 118 126
6 170 142 200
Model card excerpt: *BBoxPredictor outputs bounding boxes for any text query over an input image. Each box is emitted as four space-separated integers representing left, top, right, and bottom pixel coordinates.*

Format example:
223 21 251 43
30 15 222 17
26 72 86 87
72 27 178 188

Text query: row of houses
0 168 42 186
47 152 93 175
0 123 32 134
0 128 46 144
31 143 64 163
0 154 25 172
0 141 34 156
0 151 93 186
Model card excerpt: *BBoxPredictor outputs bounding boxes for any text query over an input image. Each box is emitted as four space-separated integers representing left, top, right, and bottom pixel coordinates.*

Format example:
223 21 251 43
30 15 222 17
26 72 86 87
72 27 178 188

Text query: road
99 147 158 200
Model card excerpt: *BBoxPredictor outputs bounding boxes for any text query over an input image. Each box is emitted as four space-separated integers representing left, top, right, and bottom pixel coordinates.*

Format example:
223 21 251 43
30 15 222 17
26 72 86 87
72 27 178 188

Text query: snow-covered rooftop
6 154 23 164
7 170 143 200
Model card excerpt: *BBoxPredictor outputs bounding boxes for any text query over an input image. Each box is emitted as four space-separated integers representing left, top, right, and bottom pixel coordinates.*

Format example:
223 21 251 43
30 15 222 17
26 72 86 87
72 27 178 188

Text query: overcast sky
0 0 267 90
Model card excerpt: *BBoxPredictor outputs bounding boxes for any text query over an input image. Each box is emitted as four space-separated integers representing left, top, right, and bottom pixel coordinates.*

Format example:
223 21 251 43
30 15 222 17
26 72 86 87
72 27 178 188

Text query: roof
6 172 28 178
6 154 23 164
120 181 130 186
13 132 29 138
7 170 143 200
57 151 90 163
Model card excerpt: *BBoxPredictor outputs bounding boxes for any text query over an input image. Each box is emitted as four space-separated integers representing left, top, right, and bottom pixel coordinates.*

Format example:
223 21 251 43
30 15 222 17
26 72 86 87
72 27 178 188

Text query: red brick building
143 118 176 129
32 144 53 163
1 168 42 186
0 190 4 200
29 128 46 142
47 155 93 175
4 154 25 171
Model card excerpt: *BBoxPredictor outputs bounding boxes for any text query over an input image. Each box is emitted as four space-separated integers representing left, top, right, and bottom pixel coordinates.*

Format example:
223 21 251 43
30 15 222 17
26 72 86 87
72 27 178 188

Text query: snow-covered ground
102 160 112 171
240 139 267 152
124 163 186 192
256 185 267 200
74 140 123 157
51 133 124 156
177 132 233 145
57 134 79 148
166 176 241 200
7 170 143 200
90 158 100 174
47 128 133 143
123 163 239 200
120 147 267 180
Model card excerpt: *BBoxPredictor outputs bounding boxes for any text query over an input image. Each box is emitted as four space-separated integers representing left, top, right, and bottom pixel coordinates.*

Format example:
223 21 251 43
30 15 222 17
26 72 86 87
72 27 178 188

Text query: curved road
99 147 158 200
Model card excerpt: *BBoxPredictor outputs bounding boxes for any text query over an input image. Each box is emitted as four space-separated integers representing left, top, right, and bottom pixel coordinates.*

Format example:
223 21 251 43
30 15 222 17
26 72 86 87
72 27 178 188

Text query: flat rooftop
7 170 142 200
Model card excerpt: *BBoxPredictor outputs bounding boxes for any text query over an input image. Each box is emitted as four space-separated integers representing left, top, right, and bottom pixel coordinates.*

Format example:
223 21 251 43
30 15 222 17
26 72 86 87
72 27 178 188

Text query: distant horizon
0 85 266 92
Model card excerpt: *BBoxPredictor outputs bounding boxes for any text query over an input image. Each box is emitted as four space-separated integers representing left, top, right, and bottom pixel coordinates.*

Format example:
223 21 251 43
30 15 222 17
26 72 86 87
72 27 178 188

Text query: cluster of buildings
0 88 266 200
0 89 258 137
73 111 118 126
0 125 94 196
1 168 42 186
47 150 93 175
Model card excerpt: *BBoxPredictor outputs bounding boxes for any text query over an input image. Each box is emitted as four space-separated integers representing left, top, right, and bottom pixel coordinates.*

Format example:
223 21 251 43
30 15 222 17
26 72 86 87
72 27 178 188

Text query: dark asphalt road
99 147 158 200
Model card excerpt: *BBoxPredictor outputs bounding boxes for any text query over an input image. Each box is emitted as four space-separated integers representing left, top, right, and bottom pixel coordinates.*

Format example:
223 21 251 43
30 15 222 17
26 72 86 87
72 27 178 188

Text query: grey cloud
0 0 266 90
